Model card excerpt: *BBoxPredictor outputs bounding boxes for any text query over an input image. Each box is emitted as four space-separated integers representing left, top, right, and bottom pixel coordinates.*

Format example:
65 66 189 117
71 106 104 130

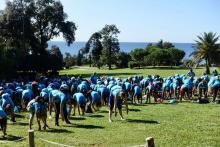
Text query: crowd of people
0 69 219 137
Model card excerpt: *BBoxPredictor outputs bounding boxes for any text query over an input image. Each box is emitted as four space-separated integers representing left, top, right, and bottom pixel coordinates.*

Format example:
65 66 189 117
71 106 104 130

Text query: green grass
1 103 220 147
1 67 220 146
60 66 218 78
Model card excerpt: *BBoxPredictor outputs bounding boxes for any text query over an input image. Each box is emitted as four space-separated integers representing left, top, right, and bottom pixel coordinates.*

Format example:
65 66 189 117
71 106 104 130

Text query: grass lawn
1 102 220 147
1 67 220 146
59 66 218 78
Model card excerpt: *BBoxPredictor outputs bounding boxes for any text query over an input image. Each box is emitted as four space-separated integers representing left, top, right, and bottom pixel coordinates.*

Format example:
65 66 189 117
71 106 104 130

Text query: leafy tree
130 48 148 67
0 0 76 74
156 39 174 49
100 24 120 70
48 45 63 71
85 32 103 67
167 48 185 66
146 48 171 66
115 52 131 68
77 49 83 66
130 48 148 61
191 32 220 74
64 52 76 68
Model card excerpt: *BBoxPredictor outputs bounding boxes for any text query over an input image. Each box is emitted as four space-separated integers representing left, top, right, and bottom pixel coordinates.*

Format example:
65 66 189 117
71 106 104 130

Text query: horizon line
49 40 195 44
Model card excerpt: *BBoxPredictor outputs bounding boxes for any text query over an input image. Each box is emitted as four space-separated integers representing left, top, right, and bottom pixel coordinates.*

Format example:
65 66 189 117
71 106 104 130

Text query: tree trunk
205 59 210 74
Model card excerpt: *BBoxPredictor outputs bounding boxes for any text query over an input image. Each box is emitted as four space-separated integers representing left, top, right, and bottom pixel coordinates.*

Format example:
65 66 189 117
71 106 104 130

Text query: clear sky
0 0 220 43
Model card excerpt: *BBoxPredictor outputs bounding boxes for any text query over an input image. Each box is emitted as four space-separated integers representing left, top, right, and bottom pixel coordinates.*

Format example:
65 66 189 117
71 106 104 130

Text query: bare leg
37 118 41 131
29 112 35 130
109 110 113 122
119 109 124 120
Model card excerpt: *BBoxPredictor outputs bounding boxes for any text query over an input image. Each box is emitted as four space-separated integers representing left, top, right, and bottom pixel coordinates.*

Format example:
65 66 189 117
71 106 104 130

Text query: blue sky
0 0 220 43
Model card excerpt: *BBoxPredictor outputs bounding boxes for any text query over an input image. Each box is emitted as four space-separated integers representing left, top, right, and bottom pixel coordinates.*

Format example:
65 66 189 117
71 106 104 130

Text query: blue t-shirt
77 84 88 93
97 86 108 94
1 93 14 108
134 86 141 95
91 91 101 103
73 93 86 105
112 89 122 97
91 75 98 84
124 82 132 91
34 102 47 113
22 89 33 100
0 106 7 118
213 79 220 87
49 90 66 104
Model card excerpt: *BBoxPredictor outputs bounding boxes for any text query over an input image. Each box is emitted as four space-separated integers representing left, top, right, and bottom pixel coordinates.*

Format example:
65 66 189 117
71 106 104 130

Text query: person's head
190 68 193 72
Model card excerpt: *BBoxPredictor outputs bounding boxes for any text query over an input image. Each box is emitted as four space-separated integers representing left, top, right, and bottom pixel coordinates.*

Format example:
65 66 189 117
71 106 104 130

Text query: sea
48 41 195 59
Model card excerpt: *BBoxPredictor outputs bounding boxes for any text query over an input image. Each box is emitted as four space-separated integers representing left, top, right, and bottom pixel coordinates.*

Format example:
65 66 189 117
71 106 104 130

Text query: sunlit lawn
1 102 220 147
59 66 216 78
1 67 220 147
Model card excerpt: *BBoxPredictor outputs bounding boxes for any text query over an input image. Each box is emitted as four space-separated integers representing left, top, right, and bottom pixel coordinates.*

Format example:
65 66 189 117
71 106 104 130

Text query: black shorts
109 95 122 111
0 117 7 129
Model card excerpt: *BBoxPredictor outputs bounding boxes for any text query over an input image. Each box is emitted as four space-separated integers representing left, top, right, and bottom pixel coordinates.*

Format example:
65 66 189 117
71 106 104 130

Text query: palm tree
190 32 220 74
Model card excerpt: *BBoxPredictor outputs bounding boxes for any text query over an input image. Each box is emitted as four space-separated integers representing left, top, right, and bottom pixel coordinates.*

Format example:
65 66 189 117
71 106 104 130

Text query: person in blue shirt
133 85 142 104
211 76 220 102
72 93 86 116
187 69 195 78
77 83 89 94
162 78 172 99
22 88 33 110
180 78 191 101
49 90 71 126
34 96 48 131
27 96 48 130
109 85 127 123
124 82 132 101
172 77 180 99
97 85 109 105
146 82 156 103
198 80 208 99
90 72 99 84
89 91 101 111
14 86 23 107
0 106 7 137
212 68 218 76
1 93 16 122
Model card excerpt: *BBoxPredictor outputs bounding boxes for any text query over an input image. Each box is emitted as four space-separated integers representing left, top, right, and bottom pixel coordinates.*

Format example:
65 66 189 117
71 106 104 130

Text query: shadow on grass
16 122 29 126
129 108 141 112
126 119 159 124
64 124 104 129
99 110 109 113
129 103 147 106
14 114 25 118
69 117 86 121
75 124 104 129
0 135 24 141
46 128 72 133
88 114 104 118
